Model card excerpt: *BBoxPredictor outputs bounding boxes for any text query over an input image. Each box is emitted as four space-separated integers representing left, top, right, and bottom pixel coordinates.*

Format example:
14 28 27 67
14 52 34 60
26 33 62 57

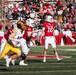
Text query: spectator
6 9 13 20
65 28 75 45
68 21 74 31
8 2 14 9
3 5 8 14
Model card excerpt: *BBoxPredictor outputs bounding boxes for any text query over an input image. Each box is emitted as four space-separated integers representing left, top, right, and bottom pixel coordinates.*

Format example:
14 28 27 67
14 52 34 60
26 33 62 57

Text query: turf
0 45 76 75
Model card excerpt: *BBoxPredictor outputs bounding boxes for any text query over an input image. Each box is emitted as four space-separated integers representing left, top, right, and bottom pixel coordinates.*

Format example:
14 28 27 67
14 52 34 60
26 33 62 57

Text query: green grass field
0 45 76 75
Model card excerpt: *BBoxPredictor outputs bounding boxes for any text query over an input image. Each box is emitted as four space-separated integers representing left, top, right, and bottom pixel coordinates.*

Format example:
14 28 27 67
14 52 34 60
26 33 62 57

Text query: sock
9 58 12 61
12 59 16 62
21 54 26 60
4 55 8 59
43 57 46 61
56 56 60 60
44 57 46 59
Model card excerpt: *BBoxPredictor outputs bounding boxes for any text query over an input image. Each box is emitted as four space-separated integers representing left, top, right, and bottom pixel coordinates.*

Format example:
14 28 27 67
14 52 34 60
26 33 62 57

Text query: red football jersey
22 26 33 40
0 31 4 45
4 27 13 40
43 22 56 36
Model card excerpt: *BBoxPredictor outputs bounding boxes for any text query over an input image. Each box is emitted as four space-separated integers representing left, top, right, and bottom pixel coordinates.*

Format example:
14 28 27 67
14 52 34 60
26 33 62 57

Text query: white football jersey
9 28 23 47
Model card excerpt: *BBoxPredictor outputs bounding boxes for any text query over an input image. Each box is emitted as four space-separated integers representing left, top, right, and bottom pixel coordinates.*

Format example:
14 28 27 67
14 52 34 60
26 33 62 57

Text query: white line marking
58 49 76 51
0 70 76 73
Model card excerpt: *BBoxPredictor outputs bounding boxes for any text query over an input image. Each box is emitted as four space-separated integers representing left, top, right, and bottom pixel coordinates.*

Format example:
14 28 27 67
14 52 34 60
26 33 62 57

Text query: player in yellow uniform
0 22 24 67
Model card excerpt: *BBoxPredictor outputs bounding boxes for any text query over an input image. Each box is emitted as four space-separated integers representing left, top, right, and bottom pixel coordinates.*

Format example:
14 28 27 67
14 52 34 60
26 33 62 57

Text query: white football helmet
12 22 17 29
46 15 53 22
26 19 35 27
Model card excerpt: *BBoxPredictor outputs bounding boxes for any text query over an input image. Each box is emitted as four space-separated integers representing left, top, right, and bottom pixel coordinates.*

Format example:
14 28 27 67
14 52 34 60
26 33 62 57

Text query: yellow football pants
1 43 21 58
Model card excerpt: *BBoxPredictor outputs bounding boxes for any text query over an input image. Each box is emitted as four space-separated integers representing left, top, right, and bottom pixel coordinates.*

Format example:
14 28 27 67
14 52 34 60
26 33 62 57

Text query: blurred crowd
3 0 76 32
2 0 76 46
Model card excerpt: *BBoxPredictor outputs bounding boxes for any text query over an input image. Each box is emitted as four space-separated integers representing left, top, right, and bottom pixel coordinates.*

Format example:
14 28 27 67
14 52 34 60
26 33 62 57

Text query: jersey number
48 26 53 32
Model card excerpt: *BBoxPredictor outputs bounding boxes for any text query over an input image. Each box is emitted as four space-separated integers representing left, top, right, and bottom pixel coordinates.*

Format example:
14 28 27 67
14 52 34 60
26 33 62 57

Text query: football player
0 23 7 55
18 18 35 65
0 22 24 67
40 15 62 62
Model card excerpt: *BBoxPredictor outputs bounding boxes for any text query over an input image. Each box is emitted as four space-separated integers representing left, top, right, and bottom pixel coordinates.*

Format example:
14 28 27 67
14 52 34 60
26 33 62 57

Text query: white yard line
0 70 76 73
58 49 76 51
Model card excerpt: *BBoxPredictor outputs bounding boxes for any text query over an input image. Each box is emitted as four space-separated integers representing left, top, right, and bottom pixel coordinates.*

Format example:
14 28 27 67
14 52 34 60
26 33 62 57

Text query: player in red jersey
0 23 7 54
19 18 35 65
40 15 62 62
4 20 34 66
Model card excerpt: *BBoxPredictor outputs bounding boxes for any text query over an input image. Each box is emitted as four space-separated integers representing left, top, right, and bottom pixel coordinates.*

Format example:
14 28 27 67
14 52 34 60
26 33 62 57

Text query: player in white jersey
9 19 35 66
0 23 24 67
5 21 28 66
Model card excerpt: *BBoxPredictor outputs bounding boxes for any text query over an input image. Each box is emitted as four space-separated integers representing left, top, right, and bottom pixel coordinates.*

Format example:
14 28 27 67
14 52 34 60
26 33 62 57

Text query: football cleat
19 61 28 66
6 58 11 67
57 58 62 62
43 57 46 63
